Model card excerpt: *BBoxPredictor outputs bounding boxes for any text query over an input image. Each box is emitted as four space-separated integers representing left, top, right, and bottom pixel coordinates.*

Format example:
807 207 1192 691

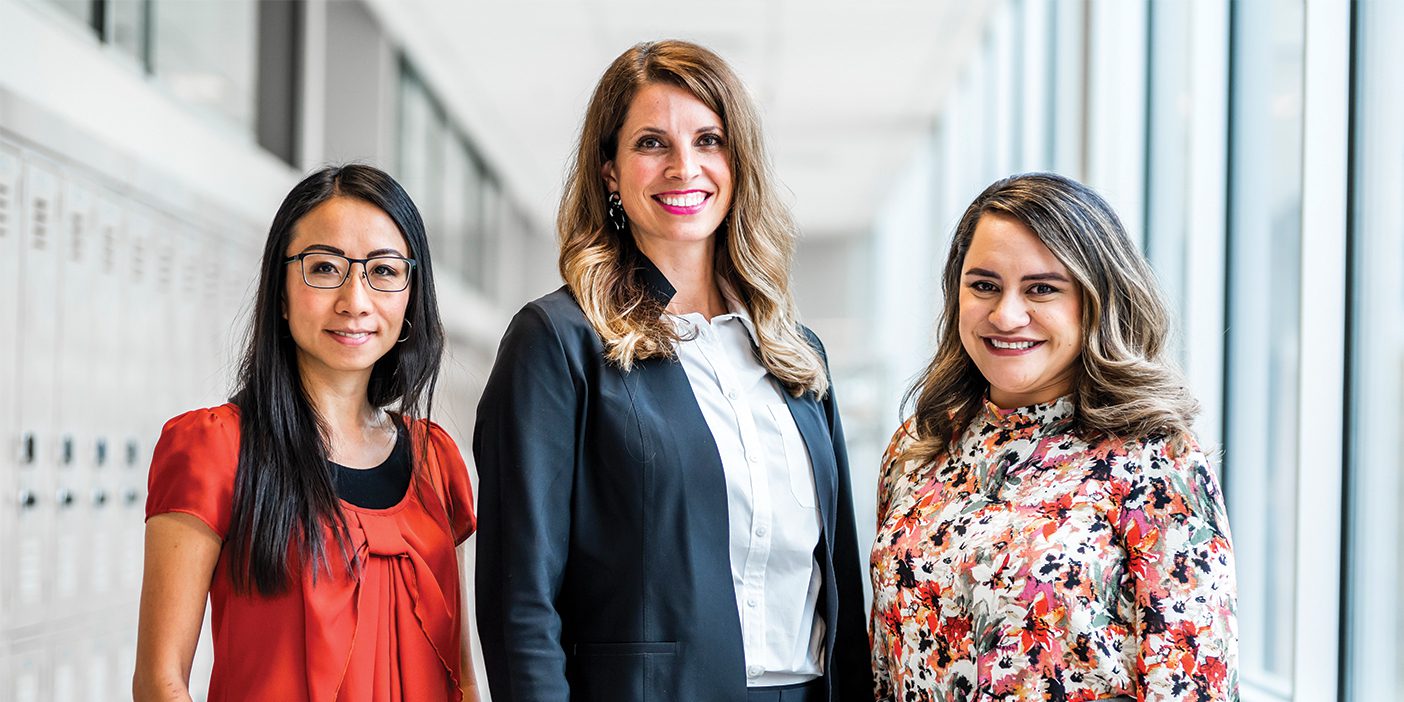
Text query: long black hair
228 164 446 595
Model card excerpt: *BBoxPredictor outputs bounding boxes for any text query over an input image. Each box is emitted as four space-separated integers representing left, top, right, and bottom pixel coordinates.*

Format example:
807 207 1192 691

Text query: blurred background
0 0 1398 699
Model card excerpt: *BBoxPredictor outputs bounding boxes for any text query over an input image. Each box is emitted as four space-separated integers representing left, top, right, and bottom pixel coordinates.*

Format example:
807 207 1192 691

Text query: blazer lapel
782 392 837 543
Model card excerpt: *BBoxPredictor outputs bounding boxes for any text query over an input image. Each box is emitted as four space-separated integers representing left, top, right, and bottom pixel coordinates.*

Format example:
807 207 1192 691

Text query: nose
666 144 701 181
334 262 374 315
988 292 1030 330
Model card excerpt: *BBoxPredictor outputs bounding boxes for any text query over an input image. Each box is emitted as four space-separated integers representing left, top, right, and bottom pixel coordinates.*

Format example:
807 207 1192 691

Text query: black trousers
746 679 825 702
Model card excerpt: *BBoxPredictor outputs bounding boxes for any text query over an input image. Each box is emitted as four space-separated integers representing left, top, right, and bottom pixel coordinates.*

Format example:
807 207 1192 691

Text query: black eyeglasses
284 252 417 292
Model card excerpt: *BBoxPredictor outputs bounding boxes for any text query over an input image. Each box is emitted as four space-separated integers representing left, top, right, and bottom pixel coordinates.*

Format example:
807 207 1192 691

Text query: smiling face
282 196 413 385
958 212 1084 408
602 81 733 258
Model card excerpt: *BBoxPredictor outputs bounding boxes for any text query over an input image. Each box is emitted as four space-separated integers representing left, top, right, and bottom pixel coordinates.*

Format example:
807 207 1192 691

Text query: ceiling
369 0 992 238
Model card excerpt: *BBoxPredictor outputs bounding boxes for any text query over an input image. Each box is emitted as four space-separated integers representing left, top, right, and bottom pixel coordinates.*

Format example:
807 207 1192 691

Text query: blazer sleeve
806 329 877 699
473 302 580 701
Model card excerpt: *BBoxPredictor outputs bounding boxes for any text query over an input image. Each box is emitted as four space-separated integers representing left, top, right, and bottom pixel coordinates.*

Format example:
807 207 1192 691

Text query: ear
601 160 619 193
281 294 288 320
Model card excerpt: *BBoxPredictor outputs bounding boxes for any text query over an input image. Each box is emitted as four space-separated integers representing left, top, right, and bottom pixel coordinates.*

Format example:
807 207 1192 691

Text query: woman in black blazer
473 40 872 702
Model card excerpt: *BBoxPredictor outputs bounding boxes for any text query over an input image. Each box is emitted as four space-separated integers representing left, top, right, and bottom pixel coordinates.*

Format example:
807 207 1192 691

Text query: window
149 0 259 135
1344 0 1404 698
1224 0 1306 695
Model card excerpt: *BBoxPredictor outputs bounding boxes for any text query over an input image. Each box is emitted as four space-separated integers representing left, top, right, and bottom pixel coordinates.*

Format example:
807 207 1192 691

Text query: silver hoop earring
607 191 628 232
397 320 412 344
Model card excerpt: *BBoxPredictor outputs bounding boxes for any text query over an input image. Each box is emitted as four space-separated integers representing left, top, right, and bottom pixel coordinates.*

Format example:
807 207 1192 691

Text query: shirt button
747 454 759 464
747 598 758 608
755 526 768 537
747 665 763 678
726 390 738 400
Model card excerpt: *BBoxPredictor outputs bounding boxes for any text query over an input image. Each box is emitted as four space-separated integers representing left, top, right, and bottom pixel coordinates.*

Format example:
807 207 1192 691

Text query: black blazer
473 260 873 702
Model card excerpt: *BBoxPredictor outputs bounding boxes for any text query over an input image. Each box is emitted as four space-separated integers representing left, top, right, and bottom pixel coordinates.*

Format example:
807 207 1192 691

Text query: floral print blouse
870 396 1238 701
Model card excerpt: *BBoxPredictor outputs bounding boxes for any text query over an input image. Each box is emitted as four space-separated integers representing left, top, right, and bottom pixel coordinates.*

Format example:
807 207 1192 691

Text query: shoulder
413 418 462 456
157 403 241 449
880 418 922 476
798 324 828 359
1108 428 1208 478
1100 428 1225 511
502 286 600 353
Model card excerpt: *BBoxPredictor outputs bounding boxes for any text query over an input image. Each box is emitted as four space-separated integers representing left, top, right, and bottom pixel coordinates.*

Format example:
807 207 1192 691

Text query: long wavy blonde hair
903 172 1199 464
557 40 827 397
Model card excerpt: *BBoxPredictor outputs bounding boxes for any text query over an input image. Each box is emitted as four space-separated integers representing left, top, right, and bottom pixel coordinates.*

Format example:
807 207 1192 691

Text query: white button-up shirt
669 299 825 687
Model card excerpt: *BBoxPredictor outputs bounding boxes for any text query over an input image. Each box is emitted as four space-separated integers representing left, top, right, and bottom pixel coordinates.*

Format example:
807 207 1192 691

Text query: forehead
287 196 409 255
963 213 1067 273
621 82 722 132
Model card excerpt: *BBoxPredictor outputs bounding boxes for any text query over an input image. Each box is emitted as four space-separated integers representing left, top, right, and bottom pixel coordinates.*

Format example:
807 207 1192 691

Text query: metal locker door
0 143 23 634
7 152 62 631
116 203 157 599
53 173 97 615
50 632 80 702
87 192 123 609
2 636 51 702
171 222 201 411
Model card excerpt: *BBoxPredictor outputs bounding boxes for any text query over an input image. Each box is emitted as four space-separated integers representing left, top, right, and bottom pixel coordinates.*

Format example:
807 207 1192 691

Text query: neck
297 360 381 435
636 236 727 319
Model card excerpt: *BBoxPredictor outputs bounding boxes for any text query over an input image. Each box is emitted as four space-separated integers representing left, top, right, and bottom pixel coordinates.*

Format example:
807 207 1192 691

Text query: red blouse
146 404 476 702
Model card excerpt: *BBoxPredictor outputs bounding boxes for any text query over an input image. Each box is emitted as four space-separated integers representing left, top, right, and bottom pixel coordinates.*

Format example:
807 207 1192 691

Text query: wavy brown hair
557 39 826 397
903 172 1199 464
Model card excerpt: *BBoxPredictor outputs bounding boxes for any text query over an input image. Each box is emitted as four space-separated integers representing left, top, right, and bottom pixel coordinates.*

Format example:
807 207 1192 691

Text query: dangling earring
607 192 628 232
397 320 412 343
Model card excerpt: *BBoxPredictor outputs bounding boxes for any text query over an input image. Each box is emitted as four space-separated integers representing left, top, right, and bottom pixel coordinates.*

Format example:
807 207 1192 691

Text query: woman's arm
473 303 580 701
1120 440 1239 700
132 512 222 702
457 545 481 702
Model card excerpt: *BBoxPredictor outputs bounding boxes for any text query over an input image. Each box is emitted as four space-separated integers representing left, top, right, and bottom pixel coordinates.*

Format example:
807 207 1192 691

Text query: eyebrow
633 126 724 138
297 243 408 258
964 267 1071 283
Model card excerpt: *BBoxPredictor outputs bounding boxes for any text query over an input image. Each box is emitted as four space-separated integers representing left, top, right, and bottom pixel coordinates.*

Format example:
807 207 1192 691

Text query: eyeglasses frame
283 252 418 293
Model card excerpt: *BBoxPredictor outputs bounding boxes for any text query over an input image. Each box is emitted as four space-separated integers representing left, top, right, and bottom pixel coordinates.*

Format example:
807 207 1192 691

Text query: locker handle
93 489 109 507
18 489 37 509
61 435 74 465
96 438 108 467
56 488 75 508
124 488 140 506
19 432 35 464
126 439 139 467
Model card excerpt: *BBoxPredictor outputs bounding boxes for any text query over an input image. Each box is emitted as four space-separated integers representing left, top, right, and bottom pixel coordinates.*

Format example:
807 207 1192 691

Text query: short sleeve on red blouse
145 404 241 539
425 422 476 545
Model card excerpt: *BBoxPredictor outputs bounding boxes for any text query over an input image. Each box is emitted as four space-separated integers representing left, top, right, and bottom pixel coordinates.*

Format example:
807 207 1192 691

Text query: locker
0 143 22 632
2 637 51 702
4 153 63 630
87 193 124 608
117 203 160 599
53 173 98 612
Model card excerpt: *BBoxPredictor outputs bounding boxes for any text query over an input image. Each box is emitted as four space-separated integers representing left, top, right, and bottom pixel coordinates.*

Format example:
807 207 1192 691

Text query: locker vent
0 180 9 238
32 198 49 250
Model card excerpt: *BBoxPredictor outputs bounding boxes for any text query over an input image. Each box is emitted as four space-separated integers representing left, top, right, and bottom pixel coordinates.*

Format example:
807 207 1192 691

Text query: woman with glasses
133 165 480 701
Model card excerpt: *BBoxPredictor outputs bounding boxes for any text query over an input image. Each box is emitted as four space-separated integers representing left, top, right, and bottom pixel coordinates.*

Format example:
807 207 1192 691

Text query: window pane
106 1 151 68
1145 0 1191 364
396 68 445 252
1225 0 1305 690
40 0 96 31
149 0 258 134
1346 0 1404 698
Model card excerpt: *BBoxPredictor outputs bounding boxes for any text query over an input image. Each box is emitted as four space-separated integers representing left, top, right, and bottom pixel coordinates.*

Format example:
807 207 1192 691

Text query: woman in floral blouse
870 173 1238 701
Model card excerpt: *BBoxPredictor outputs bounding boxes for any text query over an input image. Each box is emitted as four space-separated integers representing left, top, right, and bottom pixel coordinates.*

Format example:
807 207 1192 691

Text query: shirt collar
976 393 1075 434
664 275 762 348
